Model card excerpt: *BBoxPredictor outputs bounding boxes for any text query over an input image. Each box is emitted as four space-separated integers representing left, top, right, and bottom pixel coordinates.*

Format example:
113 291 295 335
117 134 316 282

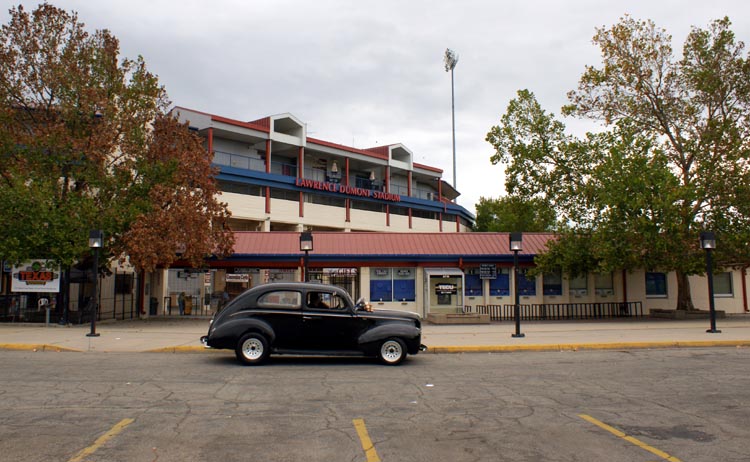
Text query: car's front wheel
378 338 407 365
235 332 269 365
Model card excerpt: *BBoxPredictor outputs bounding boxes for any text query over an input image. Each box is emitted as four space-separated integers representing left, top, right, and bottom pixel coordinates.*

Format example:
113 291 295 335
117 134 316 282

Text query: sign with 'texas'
11 260 61 293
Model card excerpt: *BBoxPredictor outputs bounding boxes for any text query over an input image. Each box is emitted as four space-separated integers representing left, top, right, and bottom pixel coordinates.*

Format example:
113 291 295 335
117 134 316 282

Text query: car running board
272 348 366 357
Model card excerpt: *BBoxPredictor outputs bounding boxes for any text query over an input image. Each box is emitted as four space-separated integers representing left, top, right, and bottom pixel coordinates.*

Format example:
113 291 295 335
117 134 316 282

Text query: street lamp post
444 48 459 189
86 230 103 337
300 231 313 282
700 231 721 334
510 232 525 338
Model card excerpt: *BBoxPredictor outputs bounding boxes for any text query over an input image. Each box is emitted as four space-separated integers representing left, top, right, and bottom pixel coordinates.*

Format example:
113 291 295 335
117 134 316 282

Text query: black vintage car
201 283 426 365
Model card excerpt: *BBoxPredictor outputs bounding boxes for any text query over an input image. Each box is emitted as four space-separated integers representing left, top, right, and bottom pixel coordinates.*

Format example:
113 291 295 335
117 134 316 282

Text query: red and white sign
11 260 61 293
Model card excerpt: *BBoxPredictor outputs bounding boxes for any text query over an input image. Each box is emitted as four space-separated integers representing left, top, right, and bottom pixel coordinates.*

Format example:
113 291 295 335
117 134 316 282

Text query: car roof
238 283 354 302
250 282 347 293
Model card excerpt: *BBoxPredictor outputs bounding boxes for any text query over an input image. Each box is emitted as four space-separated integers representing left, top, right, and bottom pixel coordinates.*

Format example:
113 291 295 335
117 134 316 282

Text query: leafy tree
487 16 750 311
474 196 555 232
0 4 233 273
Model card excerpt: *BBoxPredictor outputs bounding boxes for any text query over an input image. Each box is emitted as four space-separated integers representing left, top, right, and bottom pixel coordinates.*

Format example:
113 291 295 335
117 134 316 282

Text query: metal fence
161 295 213 317
465 302 644 322
0 294 60 323
0 293 139 324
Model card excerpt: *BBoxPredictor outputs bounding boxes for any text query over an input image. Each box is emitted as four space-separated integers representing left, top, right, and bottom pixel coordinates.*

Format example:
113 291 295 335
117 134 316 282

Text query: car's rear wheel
235 332 269 365
378 338 407 365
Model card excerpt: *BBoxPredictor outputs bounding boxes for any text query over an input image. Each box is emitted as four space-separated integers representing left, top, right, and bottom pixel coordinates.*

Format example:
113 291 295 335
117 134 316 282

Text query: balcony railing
213 150 442 201
214 150 298 177
213 150 266 171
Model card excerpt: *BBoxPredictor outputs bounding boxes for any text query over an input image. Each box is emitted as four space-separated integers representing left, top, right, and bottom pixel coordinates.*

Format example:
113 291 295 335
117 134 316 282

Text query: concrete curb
3 341 749 354
427 340 750 354
0 343 82 353
145 346 222 353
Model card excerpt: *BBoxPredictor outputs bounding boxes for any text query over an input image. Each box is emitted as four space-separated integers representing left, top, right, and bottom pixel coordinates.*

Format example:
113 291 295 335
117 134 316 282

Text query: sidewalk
1 316 750 354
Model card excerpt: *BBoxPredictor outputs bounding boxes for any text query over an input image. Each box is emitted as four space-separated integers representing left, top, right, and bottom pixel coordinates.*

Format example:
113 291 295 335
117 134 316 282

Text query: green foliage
474 196 555 232
487 16 750 310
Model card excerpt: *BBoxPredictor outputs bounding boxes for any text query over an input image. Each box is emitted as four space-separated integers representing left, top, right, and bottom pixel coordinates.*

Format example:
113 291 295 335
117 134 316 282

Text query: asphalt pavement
1 315 750 354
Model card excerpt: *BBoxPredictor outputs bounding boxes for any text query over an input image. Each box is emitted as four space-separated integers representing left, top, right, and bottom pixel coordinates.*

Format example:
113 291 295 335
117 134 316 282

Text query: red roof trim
307 137 389 160
247 116 271 130
211 114 270 133
413 162 443 174
171 106 271 133
363 145 390 157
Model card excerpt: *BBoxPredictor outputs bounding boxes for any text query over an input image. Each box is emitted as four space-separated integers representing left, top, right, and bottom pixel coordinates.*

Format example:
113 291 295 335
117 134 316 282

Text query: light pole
86 230 103 337
300 231 313 282
444 48 458 189
510 232 525 338
700 231 721 334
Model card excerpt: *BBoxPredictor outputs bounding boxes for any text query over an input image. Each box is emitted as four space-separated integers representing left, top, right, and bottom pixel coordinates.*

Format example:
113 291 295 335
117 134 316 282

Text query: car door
254 289 305 349
301 290 359 350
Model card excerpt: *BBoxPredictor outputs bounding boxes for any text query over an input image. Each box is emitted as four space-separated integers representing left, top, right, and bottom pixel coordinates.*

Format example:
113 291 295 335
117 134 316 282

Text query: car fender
357 323 419 346
211 316 276 347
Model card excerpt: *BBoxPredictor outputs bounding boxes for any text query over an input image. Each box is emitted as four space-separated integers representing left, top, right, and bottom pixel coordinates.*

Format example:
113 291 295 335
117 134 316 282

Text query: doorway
423 268 464 316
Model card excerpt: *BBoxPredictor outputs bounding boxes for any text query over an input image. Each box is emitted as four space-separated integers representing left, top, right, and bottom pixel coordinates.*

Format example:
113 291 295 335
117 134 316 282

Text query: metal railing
162 295 212 317
213 150 445 201
0 294 61 323
465 302 644 322
213 150 266 171
0 292 141 324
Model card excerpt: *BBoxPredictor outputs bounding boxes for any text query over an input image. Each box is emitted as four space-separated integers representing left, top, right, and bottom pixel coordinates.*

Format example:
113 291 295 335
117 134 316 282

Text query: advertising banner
435 283 457 295
226 273 250 283
11 260 61 293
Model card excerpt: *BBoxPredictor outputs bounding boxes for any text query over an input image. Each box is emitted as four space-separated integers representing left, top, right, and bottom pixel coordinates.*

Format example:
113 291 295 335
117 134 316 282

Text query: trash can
149 297 158 316
184 297 193 315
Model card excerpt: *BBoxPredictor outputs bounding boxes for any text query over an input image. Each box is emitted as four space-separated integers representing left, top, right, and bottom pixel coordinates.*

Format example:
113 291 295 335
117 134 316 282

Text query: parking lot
1 348 748 461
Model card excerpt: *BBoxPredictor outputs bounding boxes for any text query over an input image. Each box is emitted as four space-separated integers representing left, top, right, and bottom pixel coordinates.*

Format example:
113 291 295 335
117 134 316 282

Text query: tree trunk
675 270 695 311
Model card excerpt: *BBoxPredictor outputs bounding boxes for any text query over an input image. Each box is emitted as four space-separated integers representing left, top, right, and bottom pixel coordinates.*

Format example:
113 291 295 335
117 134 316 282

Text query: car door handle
303 315 321 320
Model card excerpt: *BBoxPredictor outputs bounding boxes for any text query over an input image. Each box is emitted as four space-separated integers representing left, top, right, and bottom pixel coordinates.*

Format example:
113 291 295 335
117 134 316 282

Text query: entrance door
423 269 465 316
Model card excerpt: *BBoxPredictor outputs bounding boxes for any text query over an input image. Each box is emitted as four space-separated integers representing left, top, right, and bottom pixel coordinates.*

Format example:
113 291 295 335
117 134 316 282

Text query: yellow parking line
578 414 682 462
353 418 381 462
68 418 134 462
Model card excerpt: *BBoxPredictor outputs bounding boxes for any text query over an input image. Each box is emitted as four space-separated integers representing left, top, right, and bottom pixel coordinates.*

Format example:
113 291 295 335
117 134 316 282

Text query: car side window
307 292 346 311
257 291 302 309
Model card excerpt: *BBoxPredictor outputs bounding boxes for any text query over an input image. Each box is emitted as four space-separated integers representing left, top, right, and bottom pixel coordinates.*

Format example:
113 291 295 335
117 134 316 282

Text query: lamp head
509 232 523 252
300 231 314 251
700 231 716 250
89 230 103 249
444 48 459 72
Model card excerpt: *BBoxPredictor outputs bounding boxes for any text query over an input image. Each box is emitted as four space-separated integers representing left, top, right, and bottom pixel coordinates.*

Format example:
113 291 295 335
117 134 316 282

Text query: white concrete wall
222 192 266 220
304 202 347 228
458 268 749 315
389 213 409 230
221 190 470 233
349 208 388 231
411 216 440 232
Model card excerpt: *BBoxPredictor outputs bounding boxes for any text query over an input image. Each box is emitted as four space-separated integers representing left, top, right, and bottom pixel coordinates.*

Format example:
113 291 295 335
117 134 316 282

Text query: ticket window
428 275 463 314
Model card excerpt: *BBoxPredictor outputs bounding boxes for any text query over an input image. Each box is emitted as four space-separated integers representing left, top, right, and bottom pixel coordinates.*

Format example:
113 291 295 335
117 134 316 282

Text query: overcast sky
6 1 750 213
